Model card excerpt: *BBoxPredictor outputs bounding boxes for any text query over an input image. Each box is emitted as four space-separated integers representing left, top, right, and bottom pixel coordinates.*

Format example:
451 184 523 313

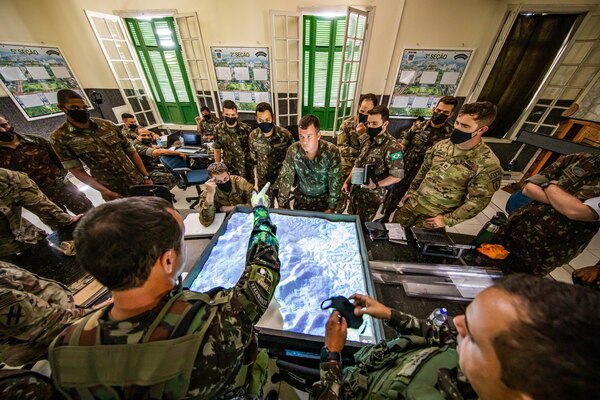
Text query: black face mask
450 128 474 144
431 112 448 125
128 123 138 131
367 126 382 140
225 116 237 126
258 122 273 134
0 127 15 142
321 296 364 329
67 109 90 124
216 180 232 192
203 114 211 121
357 113 368 124
140 139 153 146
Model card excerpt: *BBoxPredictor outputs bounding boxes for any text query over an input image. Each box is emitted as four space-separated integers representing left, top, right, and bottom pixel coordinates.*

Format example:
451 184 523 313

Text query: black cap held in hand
321 296 364 329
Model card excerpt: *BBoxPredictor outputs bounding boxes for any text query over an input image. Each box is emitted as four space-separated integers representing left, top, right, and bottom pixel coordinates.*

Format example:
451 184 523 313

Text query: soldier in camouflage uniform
120 112 139 140
49 194 280 399
199 162 255 226
392 102 502 228
213 100 255 183
50 89 152 201
336 94 378 213
0 261 94 366
277 115 342 212
196 106 220 142
0 116 94 215
380 96 457 221
344 106 404 222
249 102 294 205
493 152 600 276
0 168 76 258
312 275 599 399
133 128 185 189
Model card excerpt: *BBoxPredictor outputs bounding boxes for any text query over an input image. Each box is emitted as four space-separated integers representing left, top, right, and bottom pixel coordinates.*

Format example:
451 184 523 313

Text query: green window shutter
315 19 331 47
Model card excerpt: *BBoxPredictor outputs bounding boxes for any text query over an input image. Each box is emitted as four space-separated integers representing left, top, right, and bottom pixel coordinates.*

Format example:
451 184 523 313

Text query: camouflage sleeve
312 361 343 400
386 308 454 347
213 125 222 150
198 192 216 227
230 206 280 322
115 124 136 154
399 126 415 148
337 121 359 161
386 142 405 180
34 135 65 172
240 177 256 205
539 153 578 181
327 150 343 210
249 131 258 162
408 145 434 194
133 141 154 157
14 171 71 229
277 148 296 208
49 136 83 170
443 165 503 227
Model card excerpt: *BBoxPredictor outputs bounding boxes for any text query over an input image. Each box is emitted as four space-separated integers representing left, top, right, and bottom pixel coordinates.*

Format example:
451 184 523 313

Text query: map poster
210 46 272 112
0 43 91 121
389 48 474 118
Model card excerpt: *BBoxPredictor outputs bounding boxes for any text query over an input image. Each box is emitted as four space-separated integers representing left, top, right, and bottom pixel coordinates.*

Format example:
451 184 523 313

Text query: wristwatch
320 346 342 363
142 175 150 180
540 181 551 189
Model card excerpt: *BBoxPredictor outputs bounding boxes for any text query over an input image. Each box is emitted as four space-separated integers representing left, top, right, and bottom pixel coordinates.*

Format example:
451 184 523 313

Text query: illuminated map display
189 212 376 343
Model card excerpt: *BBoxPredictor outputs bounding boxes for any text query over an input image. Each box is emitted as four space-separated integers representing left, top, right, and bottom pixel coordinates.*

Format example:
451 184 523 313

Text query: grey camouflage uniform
277 141 343 212
0 262 92 366
0 168 72 257
392 139 502 227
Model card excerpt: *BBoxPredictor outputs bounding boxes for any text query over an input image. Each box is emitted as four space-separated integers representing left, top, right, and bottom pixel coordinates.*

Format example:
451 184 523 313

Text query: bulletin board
389 48 474 118
210 46 272 112
0 43 91 121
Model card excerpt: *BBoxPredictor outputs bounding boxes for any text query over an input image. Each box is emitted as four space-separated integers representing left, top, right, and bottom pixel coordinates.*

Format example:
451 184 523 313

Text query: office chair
505 188 533 215
129 185 174 206
160 155 209 209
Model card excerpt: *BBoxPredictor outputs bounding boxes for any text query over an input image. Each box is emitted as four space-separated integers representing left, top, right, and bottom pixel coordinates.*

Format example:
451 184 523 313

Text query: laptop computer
178 133 204 153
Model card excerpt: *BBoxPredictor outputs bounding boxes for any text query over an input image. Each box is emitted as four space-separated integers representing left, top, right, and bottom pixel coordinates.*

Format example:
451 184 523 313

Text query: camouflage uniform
50 118 144 199
198 175 255 226
249 125 294 203
348 130 404 222
199 114 220 141
0 133 93 215
494 152 600 275
336 115 363 213
0 262 92 366
392 139 502 227
381 120 452 221
277 141 342 212
312 308 473 399
132 139 178 189
213 120 255 183
0 168 72 257
50 206 280 399
120 125 137 141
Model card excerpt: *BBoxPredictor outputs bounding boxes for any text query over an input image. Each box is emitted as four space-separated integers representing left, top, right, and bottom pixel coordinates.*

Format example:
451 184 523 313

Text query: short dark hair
121 112 134 120
255 102 274 117
57 89 83 105
74 197 182 291
200 106 210 113
359 93 378 108
459 101 497 128
415 116 425 122
222 100 237 111
298 114 320 132
436 96 458 109
207 162 229 177
368 105 389 122
492 274 600 400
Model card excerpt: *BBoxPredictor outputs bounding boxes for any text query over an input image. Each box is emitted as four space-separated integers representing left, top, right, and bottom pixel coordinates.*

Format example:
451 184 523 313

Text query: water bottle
165 126 172 136
428 307 447 327
474 212 508 245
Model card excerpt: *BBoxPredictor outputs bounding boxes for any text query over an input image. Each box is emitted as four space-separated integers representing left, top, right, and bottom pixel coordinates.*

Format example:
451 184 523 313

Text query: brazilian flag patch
390 151 403 160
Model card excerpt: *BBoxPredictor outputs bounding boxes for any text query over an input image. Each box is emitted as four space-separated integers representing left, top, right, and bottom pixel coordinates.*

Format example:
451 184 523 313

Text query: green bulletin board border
0 42 91 121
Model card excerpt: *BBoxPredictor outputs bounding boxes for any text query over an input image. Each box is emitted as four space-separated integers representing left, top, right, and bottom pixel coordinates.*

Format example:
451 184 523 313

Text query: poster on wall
389 48 474 118
210 46 271 112
0 43 91 121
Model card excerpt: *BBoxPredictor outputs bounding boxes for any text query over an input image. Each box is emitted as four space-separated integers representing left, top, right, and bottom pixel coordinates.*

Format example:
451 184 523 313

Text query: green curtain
479 14 579 138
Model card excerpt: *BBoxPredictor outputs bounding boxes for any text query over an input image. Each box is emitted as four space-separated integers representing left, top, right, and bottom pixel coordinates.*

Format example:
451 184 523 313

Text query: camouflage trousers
0 370 54 399
336 168 353 213
348 186 387 222
293 192 329 212
149 169 178 190
43 179 94 215
391 197 433 227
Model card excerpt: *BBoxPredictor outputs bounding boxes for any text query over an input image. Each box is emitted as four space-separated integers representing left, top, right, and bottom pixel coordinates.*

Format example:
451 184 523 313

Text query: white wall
1 0 598 98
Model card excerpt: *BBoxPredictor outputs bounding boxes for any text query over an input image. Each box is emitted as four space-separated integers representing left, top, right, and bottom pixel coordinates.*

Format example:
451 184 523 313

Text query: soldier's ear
160 250 175 274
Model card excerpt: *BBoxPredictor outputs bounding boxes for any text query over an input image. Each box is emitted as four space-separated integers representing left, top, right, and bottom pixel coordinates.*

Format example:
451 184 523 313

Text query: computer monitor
182 132 202 147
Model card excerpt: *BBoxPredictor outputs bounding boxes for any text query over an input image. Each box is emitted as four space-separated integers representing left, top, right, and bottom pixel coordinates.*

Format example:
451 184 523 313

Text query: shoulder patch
390 151 403 161
0 302 27 328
